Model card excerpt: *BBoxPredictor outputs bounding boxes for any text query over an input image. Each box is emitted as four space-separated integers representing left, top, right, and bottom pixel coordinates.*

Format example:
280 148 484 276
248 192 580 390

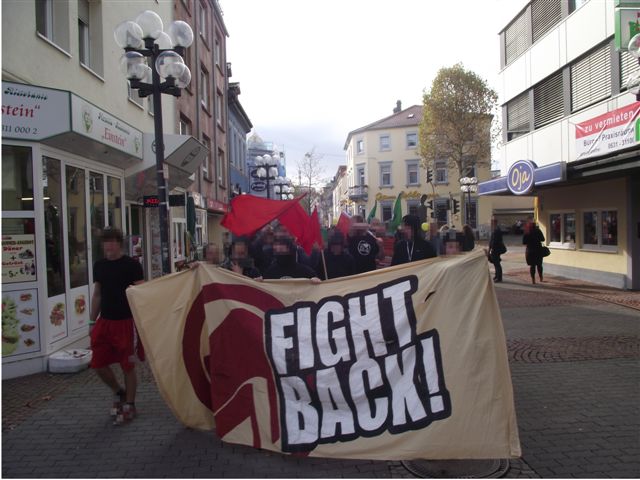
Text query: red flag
308 207 323 252
335 211 351 237
221 194 306 237
278 202 310 251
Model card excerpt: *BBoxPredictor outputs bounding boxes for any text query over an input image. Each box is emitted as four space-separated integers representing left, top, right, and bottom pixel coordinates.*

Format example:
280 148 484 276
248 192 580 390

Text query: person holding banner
89 228 144 426
263 231 320 280
391 214 437 265
221 236 262 279
318 230 356 280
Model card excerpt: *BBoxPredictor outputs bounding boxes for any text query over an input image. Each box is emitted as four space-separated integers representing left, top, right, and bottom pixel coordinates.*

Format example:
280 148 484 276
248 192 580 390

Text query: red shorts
90 317 144 372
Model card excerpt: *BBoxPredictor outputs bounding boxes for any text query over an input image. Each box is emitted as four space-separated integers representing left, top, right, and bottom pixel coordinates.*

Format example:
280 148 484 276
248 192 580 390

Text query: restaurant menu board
2 289 40 357
47 294 68 345
68 285 89 333
2 234 37 283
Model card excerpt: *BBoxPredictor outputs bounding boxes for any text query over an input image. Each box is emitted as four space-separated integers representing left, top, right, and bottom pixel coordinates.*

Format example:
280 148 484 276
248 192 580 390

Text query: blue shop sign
251 181 266 192
507 160 537 195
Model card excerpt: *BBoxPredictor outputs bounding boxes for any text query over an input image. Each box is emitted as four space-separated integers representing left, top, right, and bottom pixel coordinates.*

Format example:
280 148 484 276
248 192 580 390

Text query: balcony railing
348 184 368 201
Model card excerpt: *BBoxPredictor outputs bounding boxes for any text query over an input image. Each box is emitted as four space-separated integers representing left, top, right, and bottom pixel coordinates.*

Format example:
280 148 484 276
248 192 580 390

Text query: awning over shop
124 134 208 201
478 161 565 196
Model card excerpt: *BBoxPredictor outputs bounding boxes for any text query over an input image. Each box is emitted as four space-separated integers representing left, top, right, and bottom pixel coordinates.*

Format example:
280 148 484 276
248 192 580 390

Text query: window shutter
620 49 638 90
534 71 564 128
505 11 528 65
507 93 530 137
531 0 561 43
571 42 612 112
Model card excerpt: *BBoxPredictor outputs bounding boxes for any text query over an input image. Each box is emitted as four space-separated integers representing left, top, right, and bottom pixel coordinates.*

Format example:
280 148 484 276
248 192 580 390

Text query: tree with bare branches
295 148 326 214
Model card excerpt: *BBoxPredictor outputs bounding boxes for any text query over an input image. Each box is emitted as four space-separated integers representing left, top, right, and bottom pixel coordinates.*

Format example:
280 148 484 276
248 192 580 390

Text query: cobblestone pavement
3 258 639 478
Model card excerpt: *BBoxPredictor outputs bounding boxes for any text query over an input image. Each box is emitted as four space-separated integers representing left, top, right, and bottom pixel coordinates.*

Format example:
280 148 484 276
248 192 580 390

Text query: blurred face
329 243 343 255
273 241 291 256
401 223 413 239
231 243 248 261
102 239 122 260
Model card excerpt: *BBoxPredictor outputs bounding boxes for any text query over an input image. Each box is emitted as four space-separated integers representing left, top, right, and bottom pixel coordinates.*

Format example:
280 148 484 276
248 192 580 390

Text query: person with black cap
263 230 320 280
391 214 437 266
318 229 356 280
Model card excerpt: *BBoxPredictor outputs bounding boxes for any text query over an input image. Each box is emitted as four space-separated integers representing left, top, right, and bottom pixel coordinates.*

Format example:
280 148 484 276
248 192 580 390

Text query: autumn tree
419 63 499 182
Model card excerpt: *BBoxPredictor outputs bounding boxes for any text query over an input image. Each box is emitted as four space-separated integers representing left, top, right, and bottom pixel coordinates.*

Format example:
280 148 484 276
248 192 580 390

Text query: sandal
114 403 136 426
110 390 126 418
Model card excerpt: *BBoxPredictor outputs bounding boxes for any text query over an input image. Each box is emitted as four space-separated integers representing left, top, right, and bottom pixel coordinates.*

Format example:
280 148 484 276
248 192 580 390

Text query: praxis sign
507 160 537 195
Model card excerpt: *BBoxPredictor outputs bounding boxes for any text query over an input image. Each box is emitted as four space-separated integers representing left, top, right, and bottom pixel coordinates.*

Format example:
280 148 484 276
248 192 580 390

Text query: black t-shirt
347 234 379 273
263 257 317 279
391 239 437 265
93 255 144 320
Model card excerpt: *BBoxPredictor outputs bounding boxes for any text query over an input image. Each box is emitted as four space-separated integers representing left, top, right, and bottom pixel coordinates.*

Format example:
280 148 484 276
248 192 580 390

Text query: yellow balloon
421 222 429 231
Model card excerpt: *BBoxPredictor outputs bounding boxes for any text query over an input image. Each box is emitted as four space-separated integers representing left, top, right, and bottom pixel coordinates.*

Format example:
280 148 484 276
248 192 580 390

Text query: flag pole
320 249 329 280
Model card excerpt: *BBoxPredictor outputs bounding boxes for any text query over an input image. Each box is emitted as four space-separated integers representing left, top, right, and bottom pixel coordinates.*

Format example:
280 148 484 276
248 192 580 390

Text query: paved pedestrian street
3 253 639 478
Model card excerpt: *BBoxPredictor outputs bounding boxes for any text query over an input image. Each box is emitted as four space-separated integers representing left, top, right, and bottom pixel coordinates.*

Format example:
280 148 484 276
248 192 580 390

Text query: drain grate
401 459 510 478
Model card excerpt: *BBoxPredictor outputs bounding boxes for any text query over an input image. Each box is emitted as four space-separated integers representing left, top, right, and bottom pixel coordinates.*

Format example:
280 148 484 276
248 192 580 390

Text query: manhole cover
401 459 510 478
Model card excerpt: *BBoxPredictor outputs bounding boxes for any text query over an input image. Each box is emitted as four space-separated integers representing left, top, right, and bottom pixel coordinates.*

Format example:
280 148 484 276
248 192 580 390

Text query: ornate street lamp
459 176 478 226
627 33 640 99
114 11 193 275
273 177 294 201
251 154 279 199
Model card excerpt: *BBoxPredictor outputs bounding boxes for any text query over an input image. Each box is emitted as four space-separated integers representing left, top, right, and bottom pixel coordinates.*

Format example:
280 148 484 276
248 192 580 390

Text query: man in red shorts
89 228 144 425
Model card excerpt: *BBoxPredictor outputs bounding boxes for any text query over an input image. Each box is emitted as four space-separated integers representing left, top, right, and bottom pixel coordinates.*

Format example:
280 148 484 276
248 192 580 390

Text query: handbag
497 243 507 255
542 246 551 257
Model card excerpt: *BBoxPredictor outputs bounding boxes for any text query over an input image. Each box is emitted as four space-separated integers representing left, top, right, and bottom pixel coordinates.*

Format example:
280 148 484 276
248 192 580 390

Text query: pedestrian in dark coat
488 217 506 283
318 230 356 280
462 224 475 252
523 220 545 284
391 215 437 265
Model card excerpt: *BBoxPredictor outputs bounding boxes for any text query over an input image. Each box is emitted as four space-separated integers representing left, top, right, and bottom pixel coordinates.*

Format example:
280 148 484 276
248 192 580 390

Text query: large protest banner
127 250 521 460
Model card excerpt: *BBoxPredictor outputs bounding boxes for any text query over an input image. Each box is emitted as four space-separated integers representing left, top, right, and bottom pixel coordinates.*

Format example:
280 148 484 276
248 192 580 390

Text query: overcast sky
220 0 528 184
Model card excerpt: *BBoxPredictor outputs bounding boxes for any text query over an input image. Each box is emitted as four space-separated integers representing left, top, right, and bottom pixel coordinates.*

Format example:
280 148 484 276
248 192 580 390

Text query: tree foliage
419 63 499 180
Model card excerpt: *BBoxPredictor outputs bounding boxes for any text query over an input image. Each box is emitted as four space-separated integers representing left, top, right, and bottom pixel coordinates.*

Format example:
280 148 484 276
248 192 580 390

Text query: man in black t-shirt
89 228 144 425
347 220 380 274
263 234 319 280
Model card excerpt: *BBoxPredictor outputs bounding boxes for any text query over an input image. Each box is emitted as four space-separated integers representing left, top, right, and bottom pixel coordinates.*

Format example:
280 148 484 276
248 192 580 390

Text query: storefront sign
614 6 640 51
575 102 640 160
251 181 267 192
71 95 143 159
207 198 227 213
143 195 160 208
2 289 40 357
507 160 536 195
2 82 70 140
2 234 36 283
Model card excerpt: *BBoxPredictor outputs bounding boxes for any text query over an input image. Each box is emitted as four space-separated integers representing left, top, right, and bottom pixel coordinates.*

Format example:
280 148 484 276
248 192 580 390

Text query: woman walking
523 220 545 284
488 217 506 283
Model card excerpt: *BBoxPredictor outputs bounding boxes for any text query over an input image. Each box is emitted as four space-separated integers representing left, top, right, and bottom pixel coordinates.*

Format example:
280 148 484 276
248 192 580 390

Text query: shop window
407 201 419 217
66 166 88 289
583 210 617 251
549 212 576 247
2 145 34 211
2 218 37 284
89 172 105 262
107 176 122 232
43 157 66 297
434 198 450 228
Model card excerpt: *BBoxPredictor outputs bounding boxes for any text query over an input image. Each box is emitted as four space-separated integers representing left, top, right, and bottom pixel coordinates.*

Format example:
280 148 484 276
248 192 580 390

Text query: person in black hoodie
523 220 545 284
319 230 356 280
263 232 319 280
391 214 437 265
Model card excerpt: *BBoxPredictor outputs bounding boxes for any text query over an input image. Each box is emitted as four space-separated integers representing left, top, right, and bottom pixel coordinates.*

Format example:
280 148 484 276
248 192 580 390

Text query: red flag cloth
308 207 324 251
278 202 310 251
220 194 306 237
335 211 351 237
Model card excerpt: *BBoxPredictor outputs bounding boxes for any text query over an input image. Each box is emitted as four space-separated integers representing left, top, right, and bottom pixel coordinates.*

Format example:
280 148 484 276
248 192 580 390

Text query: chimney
393 100 402 113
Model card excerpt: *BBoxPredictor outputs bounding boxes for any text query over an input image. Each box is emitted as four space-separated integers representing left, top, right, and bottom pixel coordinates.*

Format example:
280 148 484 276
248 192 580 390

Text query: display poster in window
2 289 40 357
2 234 37 284
67 285 89 333
575 102 640 160
47 294 68 345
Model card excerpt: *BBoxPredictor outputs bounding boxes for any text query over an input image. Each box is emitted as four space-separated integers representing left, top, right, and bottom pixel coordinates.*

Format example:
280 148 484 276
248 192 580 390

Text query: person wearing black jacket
347 219 380 274
523 220 545 284
263 234 319 280
319 230 356 280
391 214 437 265
221 236 262 279
488 216 506 283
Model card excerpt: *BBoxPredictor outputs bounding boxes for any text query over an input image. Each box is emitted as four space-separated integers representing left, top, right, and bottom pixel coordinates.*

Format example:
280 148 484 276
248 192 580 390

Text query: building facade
342 103 496 235
480 0 640 289
227 81 253 200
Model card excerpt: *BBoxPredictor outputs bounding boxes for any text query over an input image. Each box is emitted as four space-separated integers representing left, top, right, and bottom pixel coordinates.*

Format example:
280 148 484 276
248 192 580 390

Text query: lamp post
114 11 193 275
459 176 478 227
251 155 279 199
273 177 294 201
627 34 640 99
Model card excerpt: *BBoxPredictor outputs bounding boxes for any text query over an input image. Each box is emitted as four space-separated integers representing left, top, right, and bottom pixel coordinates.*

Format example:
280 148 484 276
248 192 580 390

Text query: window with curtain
66 166 88 288
531 0 561 43
507 92 531 140
505 9 528 65
534 71 564 128
44 157 65 296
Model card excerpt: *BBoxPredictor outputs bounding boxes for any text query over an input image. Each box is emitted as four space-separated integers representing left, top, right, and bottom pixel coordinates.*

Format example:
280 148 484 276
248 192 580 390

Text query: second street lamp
251 155 279 199
459 176 478 227
115 10 193 275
